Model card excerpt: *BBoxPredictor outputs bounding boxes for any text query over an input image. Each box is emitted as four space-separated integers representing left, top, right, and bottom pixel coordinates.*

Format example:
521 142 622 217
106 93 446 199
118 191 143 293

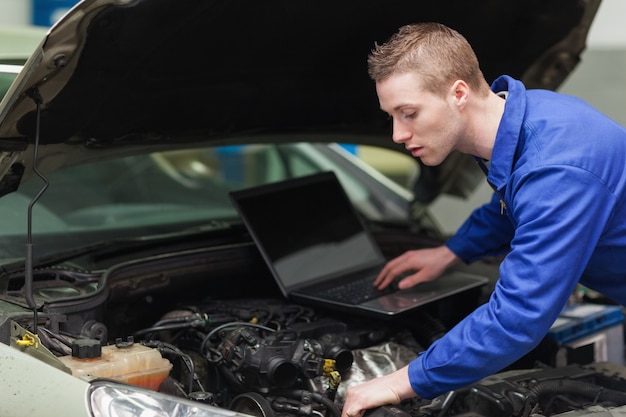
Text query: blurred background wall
0 0 77 27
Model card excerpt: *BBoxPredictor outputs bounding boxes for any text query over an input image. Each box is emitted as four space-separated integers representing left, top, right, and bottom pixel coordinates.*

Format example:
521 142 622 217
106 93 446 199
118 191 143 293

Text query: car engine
6 292 626 417
2 245 626 417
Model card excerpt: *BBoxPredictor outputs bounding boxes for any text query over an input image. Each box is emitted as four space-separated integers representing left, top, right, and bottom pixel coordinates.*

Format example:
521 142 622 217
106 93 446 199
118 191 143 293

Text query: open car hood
0 0 601 198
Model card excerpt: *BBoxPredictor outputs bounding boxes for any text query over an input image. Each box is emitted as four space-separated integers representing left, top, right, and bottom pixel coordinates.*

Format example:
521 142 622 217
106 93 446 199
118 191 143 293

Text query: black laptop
229 171 488 317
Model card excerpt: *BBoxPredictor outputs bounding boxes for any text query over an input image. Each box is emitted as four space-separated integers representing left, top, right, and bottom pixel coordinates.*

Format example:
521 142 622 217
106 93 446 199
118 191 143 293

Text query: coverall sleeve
445 192 515 263
407 165 617 399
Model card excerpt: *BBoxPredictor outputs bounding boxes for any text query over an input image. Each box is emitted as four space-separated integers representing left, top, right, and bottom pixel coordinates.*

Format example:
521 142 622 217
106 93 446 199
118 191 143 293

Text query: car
0 1 617 417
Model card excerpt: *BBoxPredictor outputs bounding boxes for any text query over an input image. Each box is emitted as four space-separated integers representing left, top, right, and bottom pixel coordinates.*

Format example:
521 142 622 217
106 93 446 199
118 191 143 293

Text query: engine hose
311 392 340 417
271 389 341 417
217 363 246 391
529 379 626 406
409 311 447 347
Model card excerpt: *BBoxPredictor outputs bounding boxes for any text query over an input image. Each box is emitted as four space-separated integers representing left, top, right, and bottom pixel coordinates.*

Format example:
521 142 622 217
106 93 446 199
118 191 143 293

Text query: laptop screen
230 172 385 292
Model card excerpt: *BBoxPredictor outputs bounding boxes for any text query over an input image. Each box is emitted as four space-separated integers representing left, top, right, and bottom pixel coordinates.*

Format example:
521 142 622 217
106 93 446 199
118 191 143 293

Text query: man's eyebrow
379 104 401 113
390 104 414 113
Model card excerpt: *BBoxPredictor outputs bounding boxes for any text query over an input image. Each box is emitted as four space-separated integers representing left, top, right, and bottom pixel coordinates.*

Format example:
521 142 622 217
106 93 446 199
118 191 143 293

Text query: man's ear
450 80 470 108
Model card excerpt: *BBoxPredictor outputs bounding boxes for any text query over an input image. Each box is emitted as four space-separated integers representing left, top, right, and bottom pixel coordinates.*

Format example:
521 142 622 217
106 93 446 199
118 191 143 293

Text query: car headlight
89 381 251 417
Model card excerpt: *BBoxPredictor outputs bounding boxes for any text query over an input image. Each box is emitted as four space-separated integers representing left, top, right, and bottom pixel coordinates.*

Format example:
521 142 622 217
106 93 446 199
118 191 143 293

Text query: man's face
376 72 464 166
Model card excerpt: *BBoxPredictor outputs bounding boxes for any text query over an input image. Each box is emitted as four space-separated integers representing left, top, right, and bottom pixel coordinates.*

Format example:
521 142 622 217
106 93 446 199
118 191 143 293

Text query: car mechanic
341 22 626 417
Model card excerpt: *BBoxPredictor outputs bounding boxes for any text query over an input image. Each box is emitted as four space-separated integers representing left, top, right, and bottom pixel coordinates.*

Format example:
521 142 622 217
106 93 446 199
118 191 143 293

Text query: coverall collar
486 75 527 191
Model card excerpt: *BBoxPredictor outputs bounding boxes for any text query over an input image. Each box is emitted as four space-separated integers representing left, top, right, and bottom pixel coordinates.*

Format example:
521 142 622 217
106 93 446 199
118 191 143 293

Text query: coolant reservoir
58 338 172 390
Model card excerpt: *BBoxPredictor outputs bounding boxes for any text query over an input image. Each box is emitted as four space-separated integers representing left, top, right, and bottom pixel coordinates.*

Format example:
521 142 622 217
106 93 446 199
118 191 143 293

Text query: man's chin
418 155 445 167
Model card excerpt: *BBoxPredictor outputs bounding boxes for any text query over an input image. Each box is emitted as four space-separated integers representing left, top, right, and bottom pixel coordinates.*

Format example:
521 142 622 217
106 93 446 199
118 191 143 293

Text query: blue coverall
408 75 626 399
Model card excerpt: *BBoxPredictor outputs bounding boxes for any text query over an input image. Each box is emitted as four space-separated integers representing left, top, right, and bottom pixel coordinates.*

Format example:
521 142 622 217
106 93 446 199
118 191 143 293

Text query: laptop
229 171 488 318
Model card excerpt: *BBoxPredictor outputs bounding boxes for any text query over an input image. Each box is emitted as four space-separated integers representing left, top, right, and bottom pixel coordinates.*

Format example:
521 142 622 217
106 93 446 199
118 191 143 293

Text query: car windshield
0 143 413 261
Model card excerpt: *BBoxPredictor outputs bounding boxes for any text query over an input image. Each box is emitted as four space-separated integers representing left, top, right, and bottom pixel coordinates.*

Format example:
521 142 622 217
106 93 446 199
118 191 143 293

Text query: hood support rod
24 87 49 335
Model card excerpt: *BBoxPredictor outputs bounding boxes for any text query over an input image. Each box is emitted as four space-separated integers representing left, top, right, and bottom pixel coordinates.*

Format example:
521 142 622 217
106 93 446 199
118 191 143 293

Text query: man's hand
341 366 416 417
374 245 460 290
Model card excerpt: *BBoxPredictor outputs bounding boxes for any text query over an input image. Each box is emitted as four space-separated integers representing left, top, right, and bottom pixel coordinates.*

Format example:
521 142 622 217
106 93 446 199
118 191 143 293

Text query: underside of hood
0 0 601 198
0 0 601 146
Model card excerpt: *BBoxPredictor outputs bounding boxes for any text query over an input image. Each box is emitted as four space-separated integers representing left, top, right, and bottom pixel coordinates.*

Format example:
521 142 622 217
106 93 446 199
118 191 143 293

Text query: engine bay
2 245 626 417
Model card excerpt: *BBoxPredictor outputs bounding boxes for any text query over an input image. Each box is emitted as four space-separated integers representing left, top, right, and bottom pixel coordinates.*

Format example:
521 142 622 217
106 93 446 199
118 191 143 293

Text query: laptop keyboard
312 275 393 305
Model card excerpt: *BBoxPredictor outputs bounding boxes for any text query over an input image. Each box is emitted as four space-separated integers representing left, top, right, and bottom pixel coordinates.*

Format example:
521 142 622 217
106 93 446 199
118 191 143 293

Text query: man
341 22 626 417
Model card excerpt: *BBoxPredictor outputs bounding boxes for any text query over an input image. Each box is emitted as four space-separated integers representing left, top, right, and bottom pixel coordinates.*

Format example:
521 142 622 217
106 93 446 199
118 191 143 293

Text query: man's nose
392 119 411 143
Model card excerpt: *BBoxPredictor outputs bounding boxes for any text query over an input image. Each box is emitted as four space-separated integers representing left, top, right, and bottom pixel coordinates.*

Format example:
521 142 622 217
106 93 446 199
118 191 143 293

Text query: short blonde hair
368 22 490 97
